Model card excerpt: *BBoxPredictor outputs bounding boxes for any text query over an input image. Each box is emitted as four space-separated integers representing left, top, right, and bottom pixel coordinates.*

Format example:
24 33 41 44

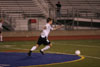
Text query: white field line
1 43 100 48
55 43 100 48
84 55 100 60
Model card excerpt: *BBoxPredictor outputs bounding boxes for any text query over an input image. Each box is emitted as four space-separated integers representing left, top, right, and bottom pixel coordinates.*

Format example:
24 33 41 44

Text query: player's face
49 20 53 25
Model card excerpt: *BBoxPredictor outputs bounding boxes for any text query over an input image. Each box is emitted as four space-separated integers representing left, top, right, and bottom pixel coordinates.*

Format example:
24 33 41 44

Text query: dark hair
47 18 52 23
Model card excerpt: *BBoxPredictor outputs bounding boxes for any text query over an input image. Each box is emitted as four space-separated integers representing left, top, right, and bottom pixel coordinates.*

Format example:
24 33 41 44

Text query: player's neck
47 23 50 25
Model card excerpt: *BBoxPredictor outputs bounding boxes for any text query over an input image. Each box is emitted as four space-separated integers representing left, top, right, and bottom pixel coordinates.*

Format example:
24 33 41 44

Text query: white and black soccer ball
75 50 81 55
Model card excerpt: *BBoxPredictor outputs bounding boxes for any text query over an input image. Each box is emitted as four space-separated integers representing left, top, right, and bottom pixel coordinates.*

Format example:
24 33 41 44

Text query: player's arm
52 25 64 30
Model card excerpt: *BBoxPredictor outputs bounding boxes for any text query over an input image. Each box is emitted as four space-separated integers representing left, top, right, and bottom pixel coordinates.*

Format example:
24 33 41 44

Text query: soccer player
28 18 63 56
0 19 3 42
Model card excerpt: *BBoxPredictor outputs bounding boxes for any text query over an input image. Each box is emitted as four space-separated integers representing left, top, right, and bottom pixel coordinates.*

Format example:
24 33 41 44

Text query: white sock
31 46 37 51
0 35 3 41
41 46 50 51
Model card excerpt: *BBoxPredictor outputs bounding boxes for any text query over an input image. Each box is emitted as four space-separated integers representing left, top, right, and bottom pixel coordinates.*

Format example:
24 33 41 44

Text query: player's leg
31 44 39 51
28 44 39 56
40 43 52 55
28 36 42 56
40 38 52 55
41 43 52 52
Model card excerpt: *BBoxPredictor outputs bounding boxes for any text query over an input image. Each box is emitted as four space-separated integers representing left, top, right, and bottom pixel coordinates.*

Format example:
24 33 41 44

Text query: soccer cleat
40 50 44 55
28 51 32 56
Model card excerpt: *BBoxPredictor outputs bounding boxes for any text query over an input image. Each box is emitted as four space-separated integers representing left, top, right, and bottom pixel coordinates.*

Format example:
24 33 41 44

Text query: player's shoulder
45 23 50 26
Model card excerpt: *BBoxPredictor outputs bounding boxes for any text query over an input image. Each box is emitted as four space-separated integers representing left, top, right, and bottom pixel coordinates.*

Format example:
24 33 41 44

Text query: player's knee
49 44 53 47
36 44 39 48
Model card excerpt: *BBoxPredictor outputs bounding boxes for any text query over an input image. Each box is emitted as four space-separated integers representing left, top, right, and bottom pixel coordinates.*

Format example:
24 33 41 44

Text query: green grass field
0 40 100 67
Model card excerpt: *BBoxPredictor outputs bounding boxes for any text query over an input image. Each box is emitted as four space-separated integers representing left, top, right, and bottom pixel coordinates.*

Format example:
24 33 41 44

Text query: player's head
47 18 53 24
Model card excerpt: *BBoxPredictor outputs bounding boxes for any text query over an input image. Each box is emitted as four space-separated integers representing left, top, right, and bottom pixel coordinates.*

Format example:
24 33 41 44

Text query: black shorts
37 36 51 46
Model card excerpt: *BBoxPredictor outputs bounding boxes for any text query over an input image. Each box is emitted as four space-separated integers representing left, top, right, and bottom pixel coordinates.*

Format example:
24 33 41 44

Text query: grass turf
0 40 100 67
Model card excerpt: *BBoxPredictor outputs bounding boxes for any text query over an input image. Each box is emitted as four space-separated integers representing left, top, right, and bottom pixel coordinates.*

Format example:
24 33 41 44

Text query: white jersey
41 23 53 38
0 23 2 29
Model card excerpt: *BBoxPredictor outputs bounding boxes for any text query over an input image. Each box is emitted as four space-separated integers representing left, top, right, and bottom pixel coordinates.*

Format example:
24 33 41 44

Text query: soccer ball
75 50 81 55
